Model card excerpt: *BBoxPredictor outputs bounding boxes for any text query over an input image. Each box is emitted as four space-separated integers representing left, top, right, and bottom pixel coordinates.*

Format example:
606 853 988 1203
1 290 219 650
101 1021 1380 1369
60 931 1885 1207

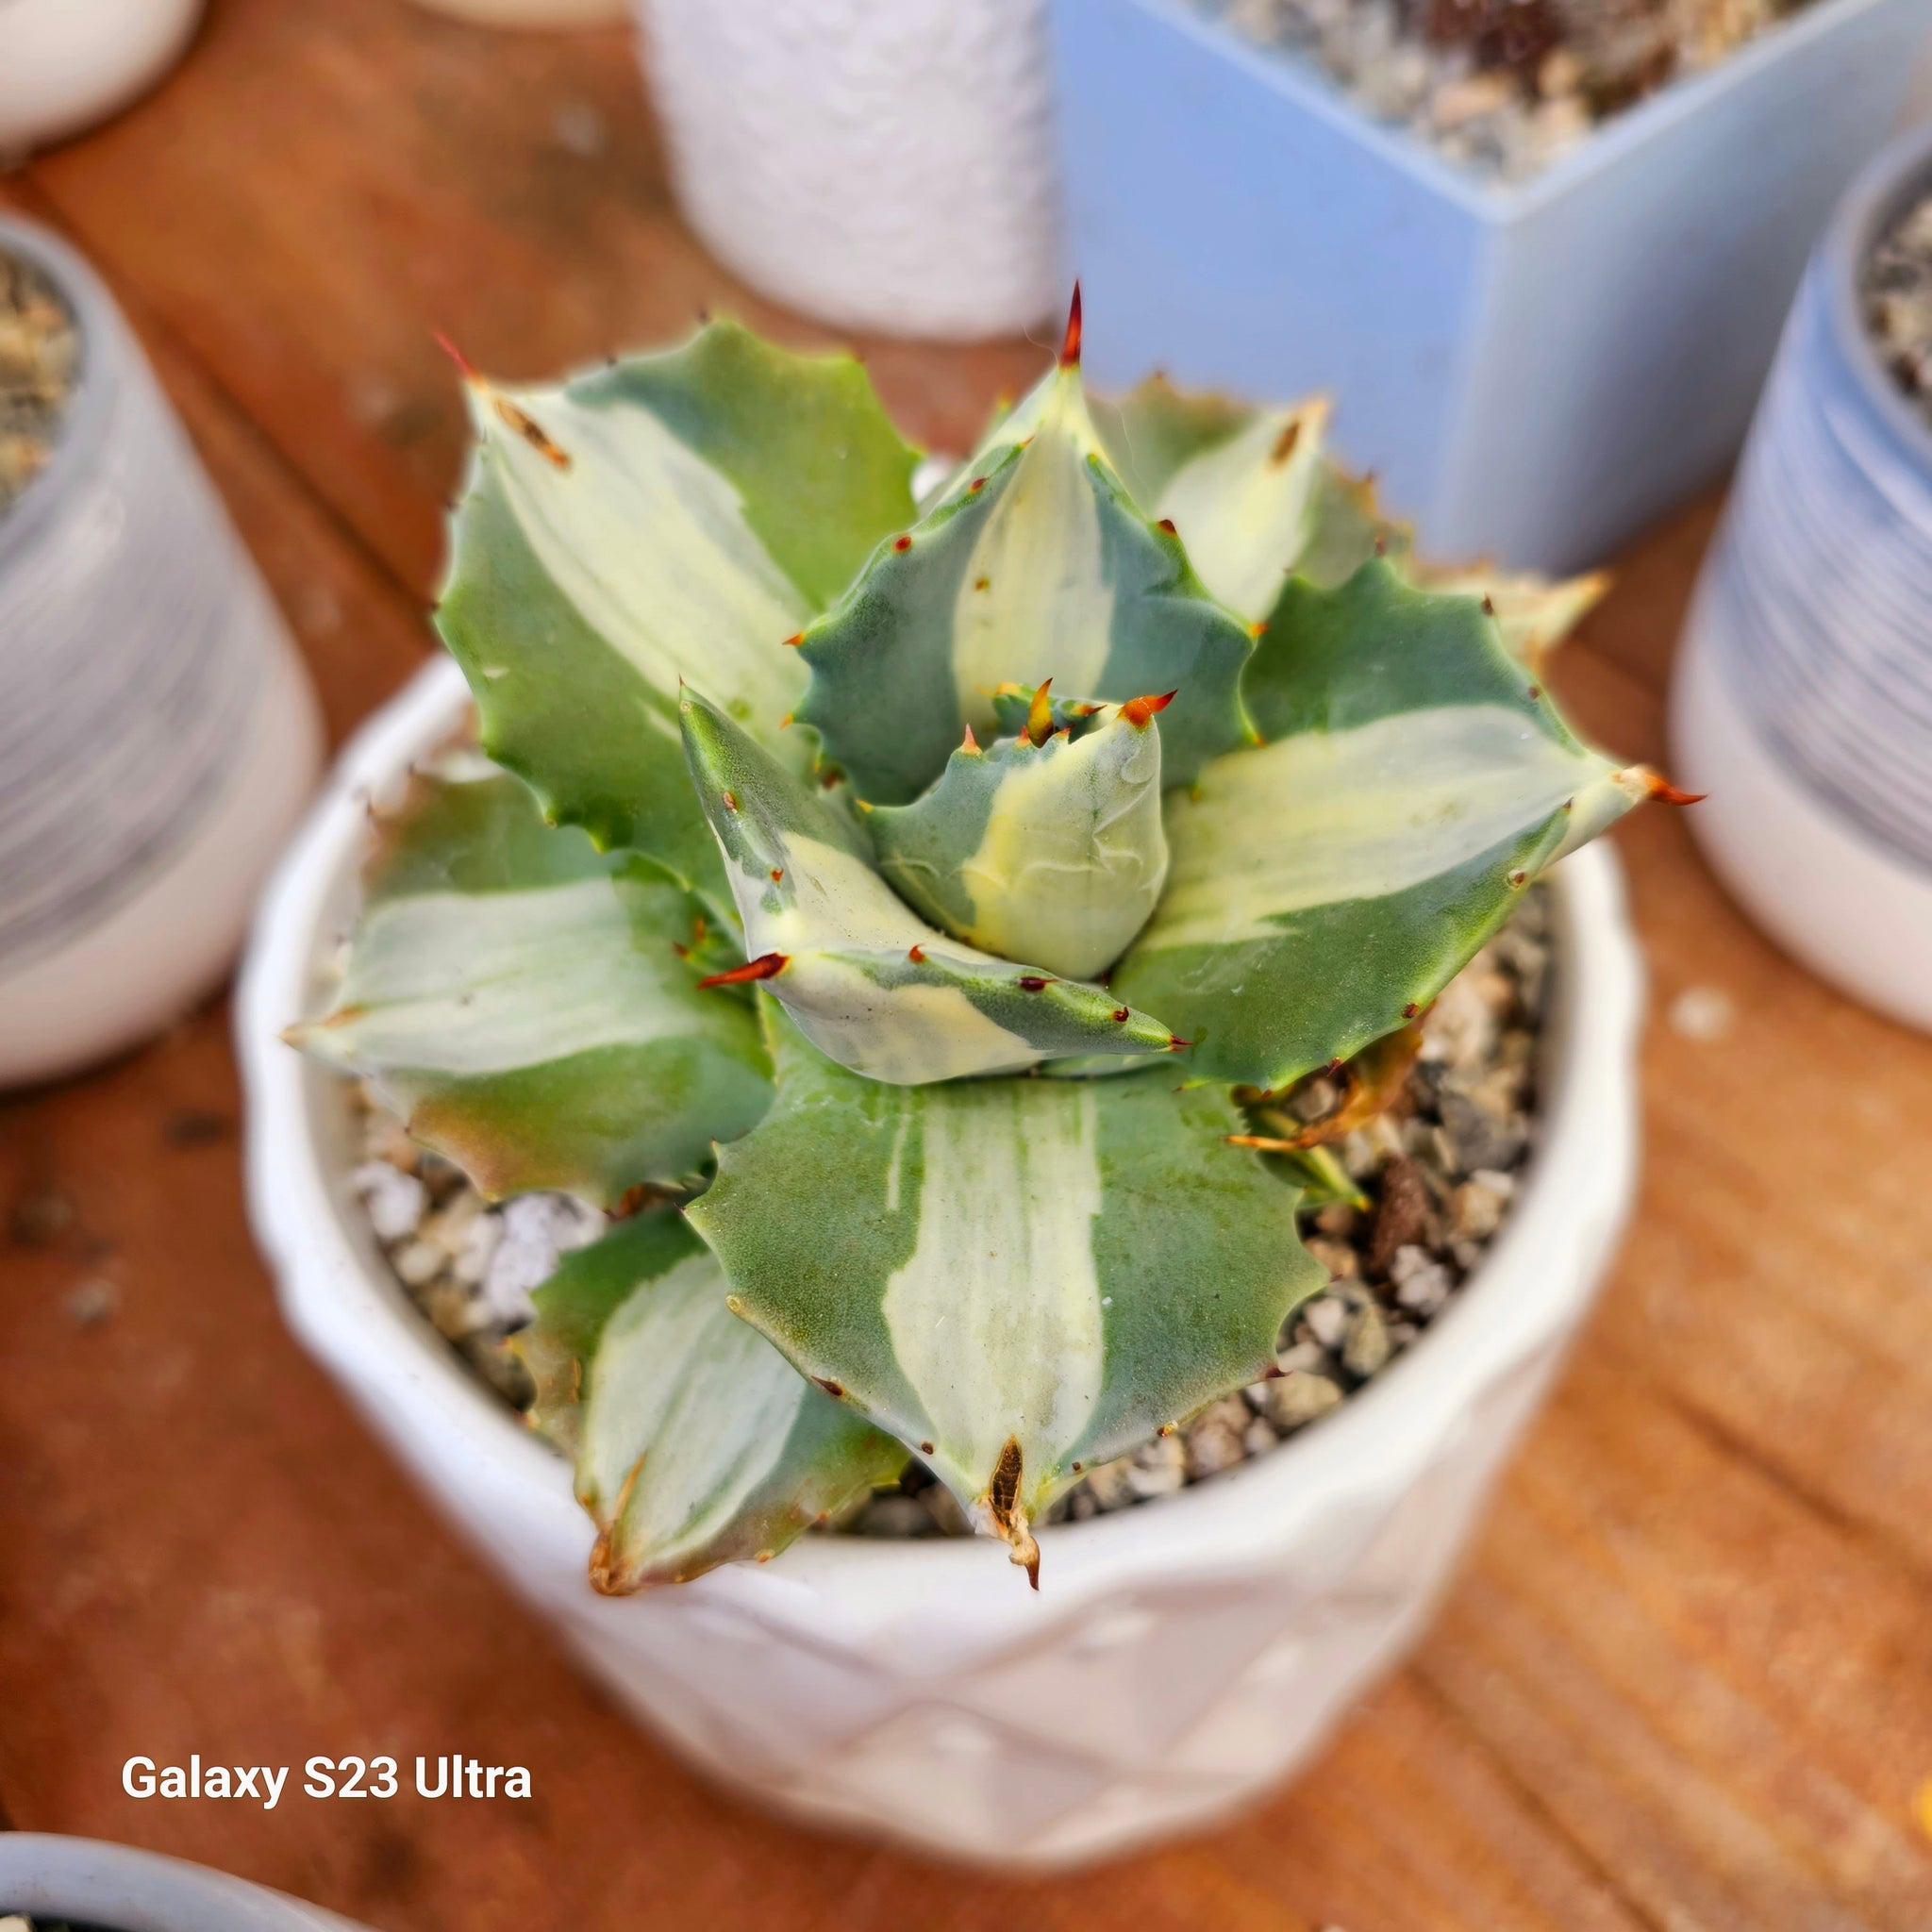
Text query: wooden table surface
5 5 1932 1927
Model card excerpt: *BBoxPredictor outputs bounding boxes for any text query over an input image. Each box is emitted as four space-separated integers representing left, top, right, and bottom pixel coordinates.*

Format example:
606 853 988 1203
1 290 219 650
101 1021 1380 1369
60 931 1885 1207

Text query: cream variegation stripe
578 1252 805 1565
1144 706 1612 951
951 378 1115 733
481 383 808 726
743 831 1047 1084
1154 400 1331 625
954 719 1168 978
312 879 697 1074
882 1081 1105 1507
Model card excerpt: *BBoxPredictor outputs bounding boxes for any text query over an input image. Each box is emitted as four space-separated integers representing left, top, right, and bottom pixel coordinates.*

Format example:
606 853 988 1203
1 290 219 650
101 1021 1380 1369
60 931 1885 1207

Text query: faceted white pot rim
238 657 1642 1673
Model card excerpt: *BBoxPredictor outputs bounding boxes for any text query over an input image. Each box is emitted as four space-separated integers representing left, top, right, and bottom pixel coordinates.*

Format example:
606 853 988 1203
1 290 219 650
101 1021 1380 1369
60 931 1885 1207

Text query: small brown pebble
1369 1153 1434 1274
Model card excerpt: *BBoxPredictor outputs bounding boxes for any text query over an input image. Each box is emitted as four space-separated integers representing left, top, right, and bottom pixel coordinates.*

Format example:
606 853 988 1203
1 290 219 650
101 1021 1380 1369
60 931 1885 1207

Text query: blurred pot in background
1673 123 1932 1031
1051 0 1930 570
0 1833 365 1932
637 0 1062 339
0 217 322 1088
0 0 204 159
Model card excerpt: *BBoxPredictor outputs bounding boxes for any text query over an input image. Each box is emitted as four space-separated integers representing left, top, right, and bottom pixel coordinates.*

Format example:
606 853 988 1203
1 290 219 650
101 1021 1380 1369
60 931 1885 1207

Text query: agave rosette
291 297 1659 1590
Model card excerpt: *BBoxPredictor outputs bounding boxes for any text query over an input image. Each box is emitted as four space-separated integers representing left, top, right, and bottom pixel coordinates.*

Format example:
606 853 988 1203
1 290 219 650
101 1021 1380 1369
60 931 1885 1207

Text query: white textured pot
0 0 203 158
0 216 323 1087
637 0 1062 340
237 658 1644 1870
0 1835 365 1932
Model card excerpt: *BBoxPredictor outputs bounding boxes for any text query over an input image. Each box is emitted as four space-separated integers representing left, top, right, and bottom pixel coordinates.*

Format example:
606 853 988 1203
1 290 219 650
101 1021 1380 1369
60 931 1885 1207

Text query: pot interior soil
0 251 79 518
343 884 1553 1537
1861 182 1932 427
1192 0 1822 180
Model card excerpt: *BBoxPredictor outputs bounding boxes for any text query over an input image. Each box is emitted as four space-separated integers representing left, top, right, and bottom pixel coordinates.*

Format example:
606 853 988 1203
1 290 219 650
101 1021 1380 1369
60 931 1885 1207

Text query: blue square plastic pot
1050 0 1930 569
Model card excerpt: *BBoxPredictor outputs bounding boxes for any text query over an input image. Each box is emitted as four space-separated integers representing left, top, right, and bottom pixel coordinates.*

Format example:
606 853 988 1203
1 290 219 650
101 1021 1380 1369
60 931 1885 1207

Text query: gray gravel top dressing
346 886 1551 1535
1862 187 1932 429
1192 0 1814 181
0 251 78 518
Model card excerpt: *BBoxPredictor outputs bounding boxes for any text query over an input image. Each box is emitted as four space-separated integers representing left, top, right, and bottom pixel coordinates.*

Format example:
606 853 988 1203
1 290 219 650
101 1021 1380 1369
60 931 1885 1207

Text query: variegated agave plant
292 295 1668 1591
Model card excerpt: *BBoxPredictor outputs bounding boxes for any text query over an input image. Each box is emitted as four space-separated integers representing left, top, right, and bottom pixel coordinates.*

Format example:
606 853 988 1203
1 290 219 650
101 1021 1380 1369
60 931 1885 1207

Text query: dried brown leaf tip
984 1435 1040 1590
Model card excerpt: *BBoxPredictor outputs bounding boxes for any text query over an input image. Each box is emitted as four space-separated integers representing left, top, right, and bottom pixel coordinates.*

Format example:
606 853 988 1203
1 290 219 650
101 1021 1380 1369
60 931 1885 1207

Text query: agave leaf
1409 562 1610 665
1090 375 1333 625
679 689 1182 1083
1110 560 1651 1089
515 1199 696 1456
435 321 918 905
1091 374 1606 658
687 1006 1324 1580
867 697 1171 980
286 755 772 1206
523 1210 903 1591
794 342 1254 805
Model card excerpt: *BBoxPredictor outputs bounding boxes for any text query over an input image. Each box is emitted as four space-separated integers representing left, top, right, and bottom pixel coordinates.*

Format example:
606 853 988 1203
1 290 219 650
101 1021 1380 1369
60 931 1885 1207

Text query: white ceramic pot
1674 122 1932 1031
237 658 1643 1870
0 0 203 158
637 0 1062 340
0 217 323 1087
0 1835 365 1932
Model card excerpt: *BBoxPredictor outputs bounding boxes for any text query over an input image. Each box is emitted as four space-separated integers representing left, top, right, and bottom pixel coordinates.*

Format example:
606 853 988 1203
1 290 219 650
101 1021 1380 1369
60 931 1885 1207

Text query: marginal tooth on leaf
1058 281 1083 369
960 724 981 755
781 631 805 647
1025 677 1056 748
1120 690 1177 730
892 534 913 553
1156 517 1177 535
1017 975 1053 991
697 951 788 988
1271 418 1302 465
1167 1036 1192 1051
908 943 925 962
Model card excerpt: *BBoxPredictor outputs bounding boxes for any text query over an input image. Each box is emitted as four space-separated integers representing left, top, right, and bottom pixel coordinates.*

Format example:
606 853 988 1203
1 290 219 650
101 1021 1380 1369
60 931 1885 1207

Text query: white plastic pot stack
637 0 1064 339
0 218 322 1086
1674 124 1932 1030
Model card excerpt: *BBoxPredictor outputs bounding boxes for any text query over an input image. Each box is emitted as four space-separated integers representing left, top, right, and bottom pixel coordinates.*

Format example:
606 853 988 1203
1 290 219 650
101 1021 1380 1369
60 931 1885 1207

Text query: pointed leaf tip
1120 690 1177 729
1025 677 1056 748
1058 283 1083 368
698 952 788 988
432 328 481 384
1647 774 1707 807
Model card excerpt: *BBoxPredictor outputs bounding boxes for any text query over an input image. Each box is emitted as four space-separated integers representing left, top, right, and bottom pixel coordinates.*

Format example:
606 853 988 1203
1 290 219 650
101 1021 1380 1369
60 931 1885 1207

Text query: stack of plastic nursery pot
1048 0 1930 570
1673 122 1932 1031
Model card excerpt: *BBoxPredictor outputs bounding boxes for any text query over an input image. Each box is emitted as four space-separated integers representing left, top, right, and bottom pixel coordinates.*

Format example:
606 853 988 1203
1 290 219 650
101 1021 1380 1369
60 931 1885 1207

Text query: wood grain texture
4 4 1932 1928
